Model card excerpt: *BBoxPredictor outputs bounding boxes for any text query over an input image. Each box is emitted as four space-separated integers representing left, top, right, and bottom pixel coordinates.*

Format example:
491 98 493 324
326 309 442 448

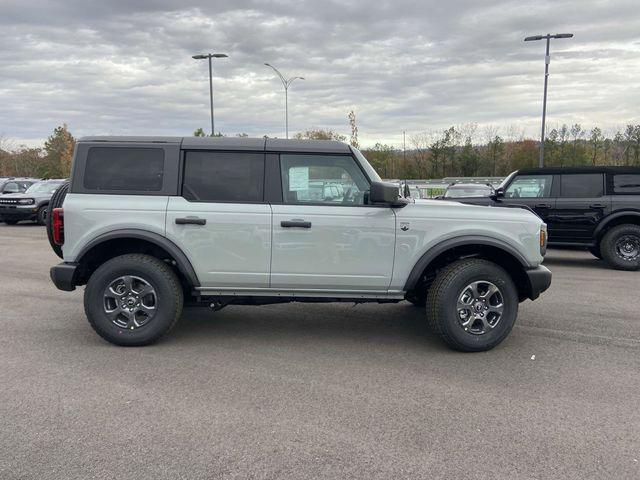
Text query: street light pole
264 63 304 139
524 33 573 167
192 53 228 136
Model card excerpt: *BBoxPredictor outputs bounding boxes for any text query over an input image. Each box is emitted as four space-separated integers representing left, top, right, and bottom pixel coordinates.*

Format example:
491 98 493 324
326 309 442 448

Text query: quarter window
280 155 370 205
505 175 553 198
84 147 164 191
612 174 640 194
182 151 264 202
560 174 603 198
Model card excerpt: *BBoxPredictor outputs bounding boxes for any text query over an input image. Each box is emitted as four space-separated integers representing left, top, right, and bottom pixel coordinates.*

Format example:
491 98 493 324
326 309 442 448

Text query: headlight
540 225 548 255
18 198 35 205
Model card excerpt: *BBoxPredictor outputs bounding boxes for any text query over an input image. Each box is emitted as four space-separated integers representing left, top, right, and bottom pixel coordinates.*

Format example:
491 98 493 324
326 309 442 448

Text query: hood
400 197 542 224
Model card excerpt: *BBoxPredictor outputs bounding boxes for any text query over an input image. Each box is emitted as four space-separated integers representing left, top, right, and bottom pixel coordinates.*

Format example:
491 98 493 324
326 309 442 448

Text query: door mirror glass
490 187 505 200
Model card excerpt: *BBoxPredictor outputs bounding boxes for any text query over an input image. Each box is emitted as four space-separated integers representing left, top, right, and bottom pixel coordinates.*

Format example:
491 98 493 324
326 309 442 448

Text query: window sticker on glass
289 167 309 191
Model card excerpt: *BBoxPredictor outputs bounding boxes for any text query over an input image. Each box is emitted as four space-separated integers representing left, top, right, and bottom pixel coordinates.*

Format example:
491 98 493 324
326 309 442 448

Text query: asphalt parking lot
1 224 639 480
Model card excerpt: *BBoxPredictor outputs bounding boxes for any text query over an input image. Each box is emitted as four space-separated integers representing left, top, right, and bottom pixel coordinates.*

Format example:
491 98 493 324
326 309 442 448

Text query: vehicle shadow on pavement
542 256 609 270
168 302 447 351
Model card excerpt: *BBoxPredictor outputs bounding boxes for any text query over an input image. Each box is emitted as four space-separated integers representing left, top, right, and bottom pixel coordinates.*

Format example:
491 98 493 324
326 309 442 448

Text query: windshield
25 182 63 194
444 186 491 198
350 147 382 183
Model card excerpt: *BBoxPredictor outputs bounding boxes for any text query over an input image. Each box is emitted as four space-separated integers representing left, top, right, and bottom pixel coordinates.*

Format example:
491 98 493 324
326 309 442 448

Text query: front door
270 153 396 291
165 150 272 288
502 174 556 225
552 173 610 243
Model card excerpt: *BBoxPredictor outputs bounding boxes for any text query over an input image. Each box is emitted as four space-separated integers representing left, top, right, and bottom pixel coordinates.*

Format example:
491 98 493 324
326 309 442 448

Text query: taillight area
52 208 64 245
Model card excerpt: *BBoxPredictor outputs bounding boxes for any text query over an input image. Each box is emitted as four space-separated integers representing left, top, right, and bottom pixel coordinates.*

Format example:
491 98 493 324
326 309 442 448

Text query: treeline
361 123 640 179
0 125 74 178
3 122 640 180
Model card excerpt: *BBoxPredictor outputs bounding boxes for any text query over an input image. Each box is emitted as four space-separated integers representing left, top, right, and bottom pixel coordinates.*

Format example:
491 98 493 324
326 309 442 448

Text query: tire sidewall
37 205 48 225
436 264 518 351
602 225 640 271
85 257 179 346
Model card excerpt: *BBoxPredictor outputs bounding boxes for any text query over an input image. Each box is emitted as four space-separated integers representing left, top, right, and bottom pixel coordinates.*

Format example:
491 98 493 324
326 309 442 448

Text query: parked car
0 179 66 225
0 177 39 195
48 136 551 351
442 183 494 199
457 167 640 270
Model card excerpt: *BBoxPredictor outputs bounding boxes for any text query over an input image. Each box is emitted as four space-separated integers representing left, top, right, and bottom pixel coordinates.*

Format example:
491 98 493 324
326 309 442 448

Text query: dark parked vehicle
0 178 38 195
0 179 66 225
459 167 640 270
442 183 494 199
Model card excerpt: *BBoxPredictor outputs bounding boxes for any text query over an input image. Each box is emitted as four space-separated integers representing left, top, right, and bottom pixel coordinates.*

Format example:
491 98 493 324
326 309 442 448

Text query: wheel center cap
126 297 136 307
474 301 484 312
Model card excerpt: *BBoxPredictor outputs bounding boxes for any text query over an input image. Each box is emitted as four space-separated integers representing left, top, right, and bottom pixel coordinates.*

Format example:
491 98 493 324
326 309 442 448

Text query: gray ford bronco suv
49 136 551 351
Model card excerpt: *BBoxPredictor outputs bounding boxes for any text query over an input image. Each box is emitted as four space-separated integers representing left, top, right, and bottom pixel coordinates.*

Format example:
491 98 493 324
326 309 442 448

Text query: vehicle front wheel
36 205 48 225
426 259 518 352
600 224 640 271
84 254 184 346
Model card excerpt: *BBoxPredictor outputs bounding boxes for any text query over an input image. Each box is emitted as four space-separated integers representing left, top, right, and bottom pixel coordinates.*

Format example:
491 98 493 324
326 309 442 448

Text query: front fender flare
403 235 531 291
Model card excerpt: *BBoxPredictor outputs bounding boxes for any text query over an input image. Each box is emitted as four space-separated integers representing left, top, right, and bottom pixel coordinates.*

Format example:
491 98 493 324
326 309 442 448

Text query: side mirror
490 187 505 201
370 181 407 207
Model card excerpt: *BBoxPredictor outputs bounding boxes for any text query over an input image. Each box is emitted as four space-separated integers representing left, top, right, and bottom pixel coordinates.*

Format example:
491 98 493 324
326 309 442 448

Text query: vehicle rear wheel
46 182 69 258
588 245 602 259
601 224 640 271
36 205 48 225
84 254 184 346
426 259 518 352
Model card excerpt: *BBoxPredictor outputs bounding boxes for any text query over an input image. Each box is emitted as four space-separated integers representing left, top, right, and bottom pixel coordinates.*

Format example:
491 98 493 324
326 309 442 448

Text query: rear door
502 174 556 224
270 153 396 291
165 150 272 288
552 173 610 243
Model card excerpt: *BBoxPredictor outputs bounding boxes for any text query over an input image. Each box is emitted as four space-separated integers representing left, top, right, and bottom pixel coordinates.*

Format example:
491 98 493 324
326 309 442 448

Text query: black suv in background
461 167 640 270
0 179 66 225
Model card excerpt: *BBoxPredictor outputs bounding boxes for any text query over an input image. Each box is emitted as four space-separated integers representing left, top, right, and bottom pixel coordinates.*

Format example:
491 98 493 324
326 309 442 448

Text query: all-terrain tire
600 224 640 271
46 181 69 258
426 259 519 352
84 254 184 346
36 205 48 225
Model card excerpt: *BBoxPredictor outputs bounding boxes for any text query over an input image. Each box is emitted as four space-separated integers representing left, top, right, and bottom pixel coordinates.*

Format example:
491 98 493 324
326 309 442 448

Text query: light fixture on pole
524 33 573 167
264 63 304 139
192 53 229 136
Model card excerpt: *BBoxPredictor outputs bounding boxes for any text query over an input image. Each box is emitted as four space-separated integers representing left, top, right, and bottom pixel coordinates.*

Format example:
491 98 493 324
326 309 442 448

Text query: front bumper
0 206 38 221
50 262 78 291
525 265 552 300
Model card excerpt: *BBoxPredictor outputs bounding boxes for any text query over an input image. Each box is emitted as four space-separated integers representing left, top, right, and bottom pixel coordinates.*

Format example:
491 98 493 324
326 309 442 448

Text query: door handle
281 220 312 228
175 217 206 225
590 204 606 209
535 203 552 208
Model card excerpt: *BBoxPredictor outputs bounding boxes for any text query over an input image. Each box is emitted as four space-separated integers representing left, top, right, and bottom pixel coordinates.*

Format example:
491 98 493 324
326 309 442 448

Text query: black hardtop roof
517 166 640 175
77 136 352 153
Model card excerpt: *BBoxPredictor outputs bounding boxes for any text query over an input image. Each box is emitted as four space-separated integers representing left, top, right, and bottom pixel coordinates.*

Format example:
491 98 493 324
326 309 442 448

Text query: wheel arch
74 229 200 289
594 211 640 241
404 236 534 302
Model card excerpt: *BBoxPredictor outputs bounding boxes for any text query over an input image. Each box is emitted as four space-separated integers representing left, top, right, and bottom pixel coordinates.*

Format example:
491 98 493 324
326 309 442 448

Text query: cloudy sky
1 0 639 148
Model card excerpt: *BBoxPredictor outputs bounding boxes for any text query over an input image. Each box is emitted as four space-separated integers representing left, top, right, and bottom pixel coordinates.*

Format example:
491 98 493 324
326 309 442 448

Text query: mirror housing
490 187 505 201
370 181 408 207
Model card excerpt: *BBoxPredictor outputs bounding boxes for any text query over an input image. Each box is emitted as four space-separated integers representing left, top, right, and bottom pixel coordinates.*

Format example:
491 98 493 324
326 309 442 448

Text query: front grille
0 199 19 205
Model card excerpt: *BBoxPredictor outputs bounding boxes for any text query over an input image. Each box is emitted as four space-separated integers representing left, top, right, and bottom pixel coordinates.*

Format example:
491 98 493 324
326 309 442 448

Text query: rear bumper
525 265 552 300
50 262 78 291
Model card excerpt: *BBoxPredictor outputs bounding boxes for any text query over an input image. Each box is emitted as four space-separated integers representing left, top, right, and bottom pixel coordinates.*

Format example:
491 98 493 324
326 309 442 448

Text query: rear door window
560 174 604 198
84 147 164 191
182 151 265 203
612 174 640 194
